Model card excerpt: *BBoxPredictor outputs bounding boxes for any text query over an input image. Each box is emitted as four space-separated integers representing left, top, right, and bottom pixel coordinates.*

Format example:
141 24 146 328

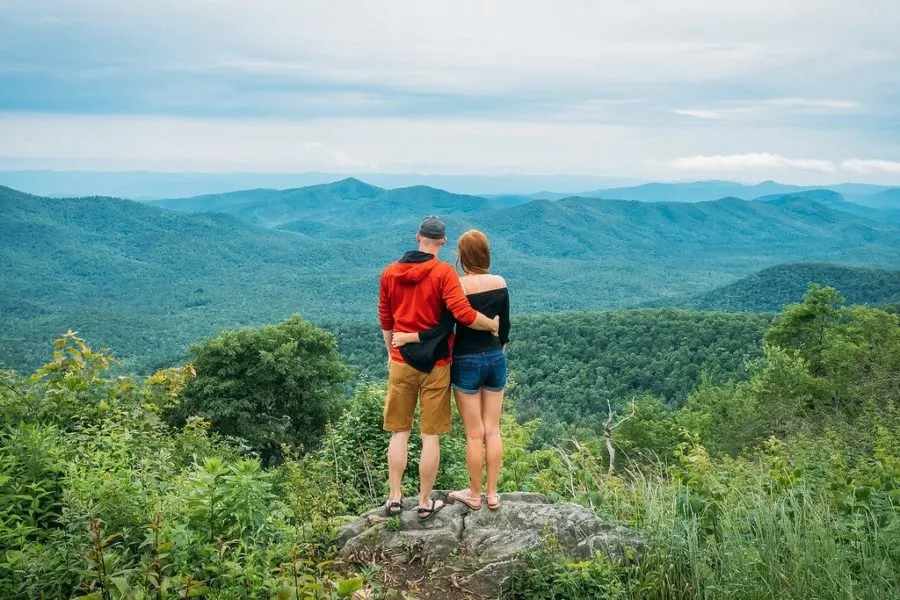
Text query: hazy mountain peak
756 189 846 205
329 176 384 193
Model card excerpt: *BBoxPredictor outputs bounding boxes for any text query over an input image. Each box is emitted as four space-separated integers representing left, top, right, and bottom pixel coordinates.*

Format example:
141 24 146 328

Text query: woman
393 229 510 511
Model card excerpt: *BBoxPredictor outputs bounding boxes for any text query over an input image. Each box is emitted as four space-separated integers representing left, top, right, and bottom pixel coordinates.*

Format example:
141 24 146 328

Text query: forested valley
4 180 900 375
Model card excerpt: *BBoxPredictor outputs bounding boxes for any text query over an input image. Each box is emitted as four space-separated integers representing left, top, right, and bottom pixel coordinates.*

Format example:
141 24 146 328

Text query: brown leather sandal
385 499 403 516
417 499 445 520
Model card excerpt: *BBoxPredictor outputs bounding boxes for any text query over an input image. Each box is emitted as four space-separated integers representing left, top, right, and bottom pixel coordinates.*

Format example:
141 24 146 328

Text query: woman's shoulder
484 274 507 290
461 273 507 295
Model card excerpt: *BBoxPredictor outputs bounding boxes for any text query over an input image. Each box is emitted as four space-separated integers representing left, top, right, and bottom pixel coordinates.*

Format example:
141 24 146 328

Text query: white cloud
671 153 837 173
842 159 900 174
762 97 860 110
672 109 726 120
672 97 861 120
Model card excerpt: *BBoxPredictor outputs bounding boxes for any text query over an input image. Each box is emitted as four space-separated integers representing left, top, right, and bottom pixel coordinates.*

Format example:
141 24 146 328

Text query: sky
1 0 899 184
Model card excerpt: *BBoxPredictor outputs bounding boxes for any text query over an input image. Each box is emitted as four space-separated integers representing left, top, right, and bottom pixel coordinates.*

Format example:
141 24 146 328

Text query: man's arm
382 329 393 359
440 268 499 334
378 270 395 332
378 270 394 362
471 312 500 333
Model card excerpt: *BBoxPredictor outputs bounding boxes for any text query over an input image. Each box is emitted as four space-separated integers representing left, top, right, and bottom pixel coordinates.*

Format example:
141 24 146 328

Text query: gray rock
338 491 643 598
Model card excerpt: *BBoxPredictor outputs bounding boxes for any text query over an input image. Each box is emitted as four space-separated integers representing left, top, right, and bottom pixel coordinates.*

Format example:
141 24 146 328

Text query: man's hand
490 316 500 336
471 311 500 334
382 329 393 371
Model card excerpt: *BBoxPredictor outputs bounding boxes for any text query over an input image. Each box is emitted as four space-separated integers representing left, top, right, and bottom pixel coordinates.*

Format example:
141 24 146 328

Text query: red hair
457 229 490 274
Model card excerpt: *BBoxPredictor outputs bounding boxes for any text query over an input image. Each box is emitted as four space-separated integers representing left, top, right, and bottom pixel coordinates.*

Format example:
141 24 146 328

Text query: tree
174 315 349 463
765 285 843 376
766 284 900 417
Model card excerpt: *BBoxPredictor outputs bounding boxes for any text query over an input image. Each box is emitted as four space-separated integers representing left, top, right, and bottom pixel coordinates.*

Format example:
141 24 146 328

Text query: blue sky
1 0 899 183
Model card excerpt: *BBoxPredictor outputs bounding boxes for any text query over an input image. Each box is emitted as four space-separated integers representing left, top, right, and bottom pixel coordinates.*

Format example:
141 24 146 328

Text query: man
378 215 499 519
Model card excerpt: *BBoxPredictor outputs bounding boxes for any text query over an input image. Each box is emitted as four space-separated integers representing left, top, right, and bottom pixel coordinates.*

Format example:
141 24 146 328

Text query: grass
599 473 899 600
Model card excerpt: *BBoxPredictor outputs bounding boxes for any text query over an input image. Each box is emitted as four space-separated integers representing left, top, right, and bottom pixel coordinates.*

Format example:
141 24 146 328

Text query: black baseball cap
418 215 446 239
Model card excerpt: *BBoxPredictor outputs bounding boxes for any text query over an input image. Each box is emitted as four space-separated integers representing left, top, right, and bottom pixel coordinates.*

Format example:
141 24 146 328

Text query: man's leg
418 364 452 508
419 433 440 507
388 431 410 502
383 361 418 504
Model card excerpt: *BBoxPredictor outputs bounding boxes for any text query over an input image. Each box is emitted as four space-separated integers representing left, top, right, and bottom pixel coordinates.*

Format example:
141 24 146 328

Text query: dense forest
3 181 900 374
331 310 774 424
651 263 900 312
1 285 897 598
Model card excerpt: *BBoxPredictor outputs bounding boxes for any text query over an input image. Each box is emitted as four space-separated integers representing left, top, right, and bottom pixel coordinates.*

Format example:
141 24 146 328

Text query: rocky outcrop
338 491 643 598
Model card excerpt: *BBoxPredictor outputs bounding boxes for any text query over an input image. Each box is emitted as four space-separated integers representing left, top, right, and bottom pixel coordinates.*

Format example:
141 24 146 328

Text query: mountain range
0 171 638 199
525 180 900 207
2 170 898 208
2 178 899 373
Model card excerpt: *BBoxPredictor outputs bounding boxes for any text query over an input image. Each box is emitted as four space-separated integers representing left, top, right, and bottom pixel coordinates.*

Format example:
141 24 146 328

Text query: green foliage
334 309 774 425
501 545 627 599
0 336 376 600
613 395 681 463
768 285 900 414
173 315 350 462
673 287 900 456
310 384 468 513
2 283 899 599
510 310 776 422
499 413 900 600
498 289 900 599
766 284 844 375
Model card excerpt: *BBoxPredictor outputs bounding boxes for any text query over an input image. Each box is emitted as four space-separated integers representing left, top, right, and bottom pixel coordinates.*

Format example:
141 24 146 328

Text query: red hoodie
378 251 477 365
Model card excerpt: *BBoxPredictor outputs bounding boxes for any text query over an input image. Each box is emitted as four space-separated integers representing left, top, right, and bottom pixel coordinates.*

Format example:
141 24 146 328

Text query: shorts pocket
484 355 507 391
451 357 483 393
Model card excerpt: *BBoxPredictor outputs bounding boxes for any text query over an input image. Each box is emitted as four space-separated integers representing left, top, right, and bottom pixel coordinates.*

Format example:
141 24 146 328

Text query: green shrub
501 545 627 599
305 384 468 513
0 335 363 599
173 315 350 463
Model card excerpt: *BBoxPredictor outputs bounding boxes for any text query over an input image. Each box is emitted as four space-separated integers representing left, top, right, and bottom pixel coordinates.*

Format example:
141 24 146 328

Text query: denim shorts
451 348 507 394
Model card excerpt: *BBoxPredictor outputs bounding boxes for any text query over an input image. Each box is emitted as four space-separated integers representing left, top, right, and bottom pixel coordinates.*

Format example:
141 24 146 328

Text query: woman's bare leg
481 389 504 496
454 388 485 496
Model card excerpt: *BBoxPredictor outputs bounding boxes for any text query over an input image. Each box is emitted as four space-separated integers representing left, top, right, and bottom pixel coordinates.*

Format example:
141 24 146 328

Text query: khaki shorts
383 361 452 435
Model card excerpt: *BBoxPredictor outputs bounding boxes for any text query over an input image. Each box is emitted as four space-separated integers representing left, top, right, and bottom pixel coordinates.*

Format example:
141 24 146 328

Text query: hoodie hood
395 251 438 284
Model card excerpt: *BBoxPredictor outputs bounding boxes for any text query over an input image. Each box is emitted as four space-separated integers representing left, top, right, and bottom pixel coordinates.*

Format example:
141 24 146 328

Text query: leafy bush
173 315 350 463
501 545 627 599
307 384 468 513
0 334 367 599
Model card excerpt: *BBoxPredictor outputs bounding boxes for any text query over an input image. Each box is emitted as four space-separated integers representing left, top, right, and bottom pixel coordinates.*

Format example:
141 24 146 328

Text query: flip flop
417 499 445 521
486 494 501 511
449 489 483 510
385 499 403 516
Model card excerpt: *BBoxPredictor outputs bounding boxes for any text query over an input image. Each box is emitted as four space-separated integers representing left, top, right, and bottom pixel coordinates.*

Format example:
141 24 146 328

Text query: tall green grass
569 472 898 599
